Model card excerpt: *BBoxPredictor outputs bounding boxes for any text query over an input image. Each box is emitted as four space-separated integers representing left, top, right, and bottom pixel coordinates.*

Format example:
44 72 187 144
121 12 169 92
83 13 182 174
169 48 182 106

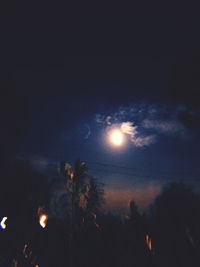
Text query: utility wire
87 161 200 177
86 162 200 181
88 167 200 185
18 152 200 183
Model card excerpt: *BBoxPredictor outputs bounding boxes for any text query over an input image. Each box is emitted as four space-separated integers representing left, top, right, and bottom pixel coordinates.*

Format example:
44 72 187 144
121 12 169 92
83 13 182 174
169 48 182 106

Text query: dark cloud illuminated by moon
95 102 193 148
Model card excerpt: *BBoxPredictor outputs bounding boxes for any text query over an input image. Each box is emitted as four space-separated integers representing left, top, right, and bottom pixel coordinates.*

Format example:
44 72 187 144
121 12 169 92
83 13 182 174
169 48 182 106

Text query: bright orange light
39 214 48 228
1 216 8 229
146 234 149 245
146 234 152 251
148 238 152 250
70 172 74 180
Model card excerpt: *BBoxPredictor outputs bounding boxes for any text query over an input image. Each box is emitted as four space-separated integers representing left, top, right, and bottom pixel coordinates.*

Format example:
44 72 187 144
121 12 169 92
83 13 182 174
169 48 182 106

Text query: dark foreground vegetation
1 159 200 267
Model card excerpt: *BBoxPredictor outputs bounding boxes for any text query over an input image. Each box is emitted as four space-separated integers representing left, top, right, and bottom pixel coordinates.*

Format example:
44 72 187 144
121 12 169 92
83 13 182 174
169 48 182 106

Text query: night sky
1 55 200 214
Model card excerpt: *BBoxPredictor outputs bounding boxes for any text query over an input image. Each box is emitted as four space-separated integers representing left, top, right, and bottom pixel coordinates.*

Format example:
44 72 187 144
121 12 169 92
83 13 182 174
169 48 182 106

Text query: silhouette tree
85 176 104 226
0 160 49 218
129 200 140 222
58 159 104 226
150 182 200 267
151 182 200 229
127 200 149 266
57 159 105 267
0 160 50 266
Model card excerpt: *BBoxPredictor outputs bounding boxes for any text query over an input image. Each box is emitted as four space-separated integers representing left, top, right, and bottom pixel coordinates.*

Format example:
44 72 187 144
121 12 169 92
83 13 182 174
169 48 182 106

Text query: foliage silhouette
150 182 200 267
0 160 50 266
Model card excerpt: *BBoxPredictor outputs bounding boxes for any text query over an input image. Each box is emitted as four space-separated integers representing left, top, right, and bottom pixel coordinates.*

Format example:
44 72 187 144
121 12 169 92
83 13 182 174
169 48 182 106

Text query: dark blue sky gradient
1 56 200 212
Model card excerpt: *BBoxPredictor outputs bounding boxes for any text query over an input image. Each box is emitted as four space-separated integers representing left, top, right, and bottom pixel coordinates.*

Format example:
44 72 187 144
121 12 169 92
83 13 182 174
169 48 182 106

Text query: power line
87 161 200 176
87 161 200 181
47 159 200 183
88 168 200 185
18 152 200 183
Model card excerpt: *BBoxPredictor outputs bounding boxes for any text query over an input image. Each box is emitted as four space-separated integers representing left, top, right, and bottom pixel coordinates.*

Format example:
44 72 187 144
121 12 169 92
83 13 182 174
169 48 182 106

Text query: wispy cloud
120 121 156 147
16 153 58 174
132 135 156 147
121 121 137 136
142 119 186 138
95 102 189 147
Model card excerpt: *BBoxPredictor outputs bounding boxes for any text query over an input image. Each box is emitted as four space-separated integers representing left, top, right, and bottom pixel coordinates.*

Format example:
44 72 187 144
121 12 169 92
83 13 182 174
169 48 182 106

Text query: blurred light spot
0 216 7 229
39 214 48 228
110 129 124 146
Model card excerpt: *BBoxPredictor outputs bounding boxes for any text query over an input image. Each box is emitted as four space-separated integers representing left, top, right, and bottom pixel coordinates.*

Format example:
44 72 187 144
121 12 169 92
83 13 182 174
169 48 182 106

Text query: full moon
110 129 124 146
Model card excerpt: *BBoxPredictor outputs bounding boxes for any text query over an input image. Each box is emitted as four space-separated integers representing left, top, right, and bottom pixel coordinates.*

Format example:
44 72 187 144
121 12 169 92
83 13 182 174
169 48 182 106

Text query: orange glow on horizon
104 183 162 213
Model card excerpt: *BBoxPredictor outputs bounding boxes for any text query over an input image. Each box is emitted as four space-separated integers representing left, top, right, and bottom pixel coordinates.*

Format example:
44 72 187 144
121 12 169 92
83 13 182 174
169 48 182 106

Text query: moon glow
110 130 124 146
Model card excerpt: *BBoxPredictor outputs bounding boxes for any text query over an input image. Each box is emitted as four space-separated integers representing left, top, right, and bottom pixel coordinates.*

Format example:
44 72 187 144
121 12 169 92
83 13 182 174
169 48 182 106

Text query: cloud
132 135 156 147
120 121 156 147
96 103 189 126
142 119 186 137
95 102 190 147
120 121 137 136
15 153 58 175
95 114 105 124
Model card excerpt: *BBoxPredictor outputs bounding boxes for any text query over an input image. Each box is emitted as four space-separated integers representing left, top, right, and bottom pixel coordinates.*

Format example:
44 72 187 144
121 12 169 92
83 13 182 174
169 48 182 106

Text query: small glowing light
148 238 152 250
1 217 8 229
39 214 48 228
70 172 74 180
146 234 149 244
23 244 28 258
146 234 152 251
110 130 123 146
